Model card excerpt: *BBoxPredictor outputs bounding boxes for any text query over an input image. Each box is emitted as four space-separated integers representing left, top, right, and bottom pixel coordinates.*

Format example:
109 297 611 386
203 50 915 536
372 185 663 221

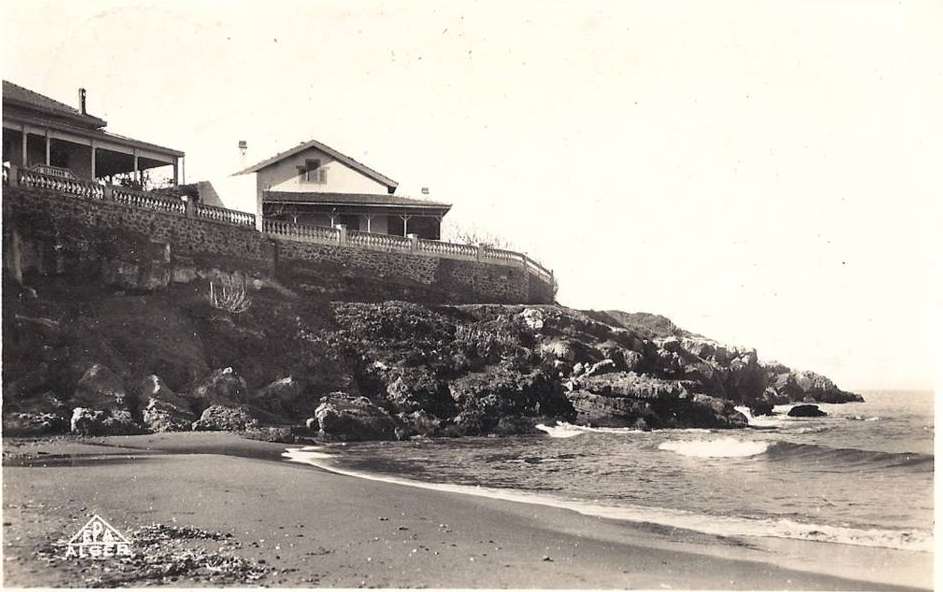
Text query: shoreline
286 442 932 554
2 432 932 589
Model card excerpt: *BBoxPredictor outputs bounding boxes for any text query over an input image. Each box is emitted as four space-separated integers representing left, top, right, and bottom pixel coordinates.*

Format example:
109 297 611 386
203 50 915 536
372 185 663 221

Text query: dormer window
298 159 326 184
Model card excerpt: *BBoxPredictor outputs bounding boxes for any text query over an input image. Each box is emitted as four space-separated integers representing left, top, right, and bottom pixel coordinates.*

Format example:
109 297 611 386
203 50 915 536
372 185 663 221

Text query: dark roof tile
3 80 107 129
264 191 451 211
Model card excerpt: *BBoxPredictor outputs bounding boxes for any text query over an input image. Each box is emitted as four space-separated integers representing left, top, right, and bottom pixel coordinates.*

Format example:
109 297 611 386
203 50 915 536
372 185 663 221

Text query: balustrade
18 169 104 200
112 186 186 214
12 168 555 286
195 203 256 226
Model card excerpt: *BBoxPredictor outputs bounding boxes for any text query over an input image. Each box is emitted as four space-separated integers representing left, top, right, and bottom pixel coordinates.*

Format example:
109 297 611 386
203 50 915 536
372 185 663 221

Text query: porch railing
6 165 554 285
263 219 341 243
112 186 186 215
17 168 105 200
196 203 256 227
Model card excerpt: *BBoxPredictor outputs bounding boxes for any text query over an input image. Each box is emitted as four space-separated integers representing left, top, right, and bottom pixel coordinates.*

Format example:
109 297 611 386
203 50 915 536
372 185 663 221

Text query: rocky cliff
2 273 862 441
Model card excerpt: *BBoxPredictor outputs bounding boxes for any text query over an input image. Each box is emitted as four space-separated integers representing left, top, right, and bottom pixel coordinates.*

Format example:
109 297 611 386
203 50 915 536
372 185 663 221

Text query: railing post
8 164 19 187
407 233 419 251
476 242 485 262
103 184 113 200
335 224 348 245
183 197 194 218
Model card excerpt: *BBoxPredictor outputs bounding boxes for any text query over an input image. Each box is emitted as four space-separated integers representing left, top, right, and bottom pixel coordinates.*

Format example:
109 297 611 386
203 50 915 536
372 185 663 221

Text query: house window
298 159 326 184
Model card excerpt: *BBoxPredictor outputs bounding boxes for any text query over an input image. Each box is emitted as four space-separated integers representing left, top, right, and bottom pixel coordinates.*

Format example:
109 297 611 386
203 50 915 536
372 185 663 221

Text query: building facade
234 139 451 239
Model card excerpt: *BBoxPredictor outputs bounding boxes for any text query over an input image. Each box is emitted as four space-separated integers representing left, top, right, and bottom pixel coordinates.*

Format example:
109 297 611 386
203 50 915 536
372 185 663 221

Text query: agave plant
208 276 252 314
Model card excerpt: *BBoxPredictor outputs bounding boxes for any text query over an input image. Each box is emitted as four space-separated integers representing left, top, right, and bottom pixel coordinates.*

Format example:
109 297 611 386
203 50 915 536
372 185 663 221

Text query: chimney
78 88 87 115
238 140 248 166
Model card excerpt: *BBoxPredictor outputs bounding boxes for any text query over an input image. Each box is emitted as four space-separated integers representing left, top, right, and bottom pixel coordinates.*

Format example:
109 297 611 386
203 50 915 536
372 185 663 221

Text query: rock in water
787 404 827 417
314 393 398 441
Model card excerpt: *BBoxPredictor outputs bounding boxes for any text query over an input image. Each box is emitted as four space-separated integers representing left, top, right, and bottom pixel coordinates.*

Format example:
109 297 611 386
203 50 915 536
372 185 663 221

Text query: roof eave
4 97 108 129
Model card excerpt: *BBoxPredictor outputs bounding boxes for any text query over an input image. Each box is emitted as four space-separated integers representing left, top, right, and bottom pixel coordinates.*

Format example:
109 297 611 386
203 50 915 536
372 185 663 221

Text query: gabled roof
234 138 398 191
264 191 451 212
3 80 108 129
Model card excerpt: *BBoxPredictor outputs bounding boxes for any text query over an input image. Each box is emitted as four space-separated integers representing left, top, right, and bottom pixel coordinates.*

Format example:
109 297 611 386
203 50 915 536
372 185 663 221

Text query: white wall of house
257 146 389 194
199 173 258 214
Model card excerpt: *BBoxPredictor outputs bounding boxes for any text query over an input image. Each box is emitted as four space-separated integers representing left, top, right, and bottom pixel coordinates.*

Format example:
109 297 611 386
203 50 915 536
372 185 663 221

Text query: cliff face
1 275 862 441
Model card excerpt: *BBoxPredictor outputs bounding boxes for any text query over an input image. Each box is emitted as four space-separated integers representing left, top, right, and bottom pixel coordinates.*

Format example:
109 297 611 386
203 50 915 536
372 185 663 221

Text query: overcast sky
3 1 940 391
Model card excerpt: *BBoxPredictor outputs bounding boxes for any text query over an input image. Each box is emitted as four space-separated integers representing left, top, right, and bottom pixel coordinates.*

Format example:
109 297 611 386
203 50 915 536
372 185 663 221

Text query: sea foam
282 446 932 552
658 437 769 458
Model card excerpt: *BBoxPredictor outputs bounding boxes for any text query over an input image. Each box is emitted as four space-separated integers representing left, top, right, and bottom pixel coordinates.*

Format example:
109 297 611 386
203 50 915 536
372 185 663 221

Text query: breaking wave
658 437 769 458
282 446 932 552
535 422 712 438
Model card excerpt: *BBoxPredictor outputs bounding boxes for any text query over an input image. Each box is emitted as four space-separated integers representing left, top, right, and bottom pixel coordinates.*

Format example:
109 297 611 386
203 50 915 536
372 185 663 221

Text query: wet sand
1 432 932 589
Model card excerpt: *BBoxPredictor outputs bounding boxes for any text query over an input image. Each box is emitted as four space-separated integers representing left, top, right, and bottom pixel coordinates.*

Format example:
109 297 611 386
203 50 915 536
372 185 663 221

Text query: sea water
284 390 933 552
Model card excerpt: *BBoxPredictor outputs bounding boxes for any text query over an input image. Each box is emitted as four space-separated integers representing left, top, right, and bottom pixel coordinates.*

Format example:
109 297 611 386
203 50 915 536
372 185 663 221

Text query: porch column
365 214 374 233
44 129 51 165
133 149 139 185
90 141 97 179
172 158 179 185
401 215 412 237
20 125 27 166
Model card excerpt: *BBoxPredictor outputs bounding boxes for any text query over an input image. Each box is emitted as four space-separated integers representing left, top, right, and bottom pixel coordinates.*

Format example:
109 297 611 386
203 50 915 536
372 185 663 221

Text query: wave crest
658 437 769 458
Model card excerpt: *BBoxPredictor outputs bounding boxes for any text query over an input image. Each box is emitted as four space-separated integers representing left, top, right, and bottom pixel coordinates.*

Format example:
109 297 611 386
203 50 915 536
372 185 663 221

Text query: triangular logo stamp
65 515 132 559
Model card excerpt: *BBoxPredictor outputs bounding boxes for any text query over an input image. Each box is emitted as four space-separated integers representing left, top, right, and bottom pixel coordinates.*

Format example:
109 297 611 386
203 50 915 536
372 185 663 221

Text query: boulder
72 364 133 412
539 338 577 363
520 308 545 331
565 373 748 429
314 393 399 441
3 412 69 436
140 375 195 432
787 404 827 418
191 367 249 407
396 410 442 437
70 407 142 436
565 390 657 428
192 405 260 431
749 400 775 416
254 376 306 416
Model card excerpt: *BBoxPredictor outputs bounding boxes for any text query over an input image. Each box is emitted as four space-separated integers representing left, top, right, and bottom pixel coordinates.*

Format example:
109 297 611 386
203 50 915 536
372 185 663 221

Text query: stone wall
2 185 556 304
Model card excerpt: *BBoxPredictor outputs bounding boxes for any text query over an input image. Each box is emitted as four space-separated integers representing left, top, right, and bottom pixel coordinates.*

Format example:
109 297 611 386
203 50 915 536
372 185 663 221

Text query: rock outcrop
314 393 398 441
192 405 259 431
70 407 142 436
566 372 747 429
140 375 196 432
766 367 863 404
1 276 863 441
787 404 827 418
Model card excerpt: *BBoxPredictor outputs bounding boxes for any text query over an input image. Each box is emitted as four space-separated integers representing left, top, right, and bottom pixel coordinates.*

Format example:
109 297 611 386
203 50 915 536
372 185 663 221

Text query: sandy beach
1 432 932 589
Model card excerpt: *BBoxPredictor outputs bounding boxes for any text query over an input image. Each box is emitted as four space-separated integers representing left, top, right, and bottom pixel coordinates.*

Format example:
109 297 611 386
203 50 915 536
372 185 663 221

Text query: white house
203 138 451 239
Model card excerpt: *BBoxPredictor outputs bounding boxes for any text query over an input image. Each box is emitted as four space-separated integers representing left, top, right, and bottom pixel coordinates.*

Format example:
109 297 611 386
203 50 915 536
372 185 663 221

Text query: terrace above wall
3 165 557 305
